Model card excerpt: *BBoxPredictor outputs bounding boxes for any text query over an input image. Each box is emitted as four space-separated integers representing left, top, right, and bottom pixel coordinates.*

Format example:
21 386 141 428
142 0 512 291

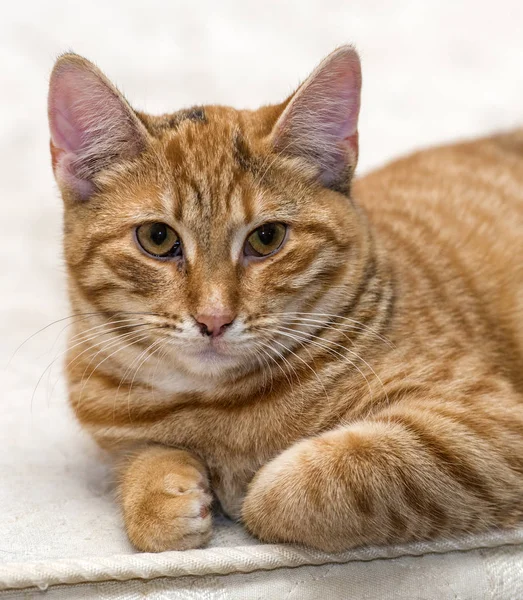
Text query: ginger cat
47 47 523 553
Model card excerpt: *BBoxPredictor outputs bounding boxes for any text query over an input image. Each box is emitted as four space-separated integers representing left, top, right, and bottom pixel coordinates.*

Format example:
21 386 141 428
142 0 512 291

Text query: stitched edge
1 527 523 592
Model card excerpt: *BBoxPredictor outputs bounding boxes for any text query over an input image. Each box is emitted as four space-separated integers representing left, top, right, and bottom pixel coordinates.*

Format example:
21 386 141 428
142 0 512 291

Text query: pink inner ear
48 66 108 199
49 66 102 199
48 58 146 200
272 47 362 189
325 53 361 141
285 48 361 144
48 66 99 156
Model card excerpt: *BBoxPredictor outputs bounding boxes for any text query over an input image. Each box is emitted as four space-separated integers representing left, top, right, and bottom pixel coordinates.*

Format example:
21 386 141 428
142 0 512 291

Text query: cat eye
244 222 287 257
135 222 182 259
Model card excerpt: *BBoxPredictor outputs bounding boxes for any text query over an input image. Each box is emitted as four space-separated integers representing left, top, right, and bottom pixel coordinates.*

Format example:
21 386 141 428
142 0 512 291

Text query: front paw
242 435 355 552
121 447 213 552
242 439 324 548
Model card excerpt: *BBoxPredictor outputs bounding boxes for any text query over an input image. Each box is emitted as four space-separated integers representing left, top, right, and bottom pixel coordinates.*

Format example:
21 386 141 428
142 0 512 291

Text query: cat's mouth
187 337 239 363
197 345 229 360
169 330 259 375
179 336 258 375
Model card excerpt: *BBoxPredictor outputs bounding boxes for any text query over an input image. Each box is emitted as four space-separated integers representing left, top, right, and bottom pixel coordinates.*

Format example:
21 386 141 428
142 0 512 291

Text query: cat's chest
156 402 302 519
114 379 334 517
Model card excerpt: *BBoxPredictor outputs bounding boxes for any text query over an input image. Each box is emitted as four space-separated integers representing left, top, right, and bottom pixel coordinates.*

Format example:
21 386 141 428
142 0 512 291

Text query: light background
0 0 522 568
2 0 523 354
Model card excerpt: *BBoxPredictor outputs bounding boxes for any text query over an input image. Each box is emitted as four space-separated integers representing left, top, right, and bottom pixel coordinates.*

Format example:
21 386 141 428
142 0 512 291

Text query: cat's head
48 47 366 382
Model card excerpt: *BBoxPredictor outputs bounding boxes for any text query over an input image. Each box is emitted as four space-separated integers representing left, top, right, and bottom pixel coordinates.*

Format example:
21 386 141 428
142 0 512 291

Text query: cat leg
242 401 523 551
119 446 212 552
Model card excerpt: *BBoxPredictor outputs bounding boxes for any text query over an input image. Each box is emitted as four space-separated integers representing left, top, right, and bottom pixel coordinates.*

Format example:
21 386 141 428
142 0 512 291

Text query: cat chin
144 355 246 396
173 347 248 379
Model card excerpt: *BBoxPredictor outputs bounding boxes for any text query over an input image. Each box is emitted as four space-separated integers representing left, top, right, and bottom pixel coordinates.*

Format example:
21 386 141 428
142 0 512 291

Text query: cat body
48 48 523 552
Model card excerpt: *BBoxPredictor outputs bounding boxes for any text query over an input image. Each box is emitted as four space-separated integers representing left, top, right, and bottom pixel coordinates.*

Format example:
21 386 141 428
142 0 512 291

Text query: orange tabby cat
47 46 523 553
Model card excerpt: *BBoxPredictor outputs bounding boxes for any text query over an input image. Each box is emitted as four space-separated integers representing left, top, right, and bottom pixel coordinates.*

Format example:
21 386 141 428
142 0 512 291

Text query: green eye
245 223 287 257
135 222 181 258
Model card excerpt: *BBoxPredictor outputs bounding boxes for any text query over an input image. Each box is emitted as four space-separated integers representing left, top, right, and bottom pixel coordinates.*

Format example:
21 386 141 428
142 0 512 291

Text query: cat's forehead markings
166 106 206 130
228 185 248 221
160 189 175 218
184 107 206 123
128 208 165 222
233 132 253 172
157 189 198 257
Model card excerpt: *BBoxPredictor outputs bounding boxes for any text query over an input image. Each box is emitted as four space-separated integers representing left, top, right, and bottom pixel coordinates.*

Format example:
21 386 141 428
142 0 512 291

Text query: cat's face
50 49 363 380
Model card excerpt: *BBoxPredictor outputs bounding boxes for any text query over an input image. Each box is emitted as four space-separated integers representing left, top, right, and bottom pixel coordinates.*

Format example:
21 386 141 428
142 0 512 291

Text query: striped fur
49 50 523 553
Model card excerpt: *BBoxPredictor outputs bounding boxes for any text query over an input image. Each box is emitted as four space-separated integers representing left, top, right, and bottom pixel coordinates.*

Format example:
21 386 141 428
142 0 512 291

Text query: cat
47 46 523 553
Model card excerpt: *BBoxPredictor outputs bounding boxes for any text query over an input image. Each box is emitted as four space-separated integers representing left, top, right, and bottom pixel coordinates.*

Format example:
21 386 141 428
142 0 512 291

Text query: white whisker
78 329 162 398
125 338 168 421
256 339 301 398
269 312 394 348
262 326 375 402
250 341 276 395
269 336 331 405
277 325 389 404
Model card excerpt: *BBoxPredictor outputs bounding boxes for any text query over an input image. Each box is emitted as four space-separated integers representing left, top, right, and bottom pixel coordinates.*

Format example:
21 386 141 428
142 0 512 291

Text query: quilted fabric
1 0 523 597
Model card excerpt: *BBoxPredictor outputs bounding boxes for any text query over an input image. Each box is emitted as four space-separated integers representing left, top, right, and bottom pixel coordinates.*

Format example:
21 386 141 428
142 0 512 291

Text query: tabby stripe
352 484 374 516
383 413 496 505
393 464 448 538
424 402 523 478
384 205 514 355
376 221 476 341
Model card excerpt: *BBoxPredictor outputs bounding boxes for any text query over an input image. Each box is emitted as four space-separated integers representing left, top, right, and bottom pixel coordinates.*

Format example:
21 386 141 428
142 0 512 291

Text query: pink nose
194 312 236 338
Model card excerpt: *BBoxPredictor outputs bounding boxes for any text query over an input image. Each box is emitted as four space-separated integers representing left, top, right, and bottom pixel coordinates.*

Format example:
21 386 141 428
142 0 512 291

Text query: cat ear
48 53 149 200
272 46 361 193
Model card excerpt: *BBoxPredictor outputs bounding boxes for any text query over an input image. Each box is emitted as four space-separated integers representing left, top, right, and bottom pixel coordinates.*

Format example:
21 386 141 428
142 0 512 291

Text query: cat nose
194 312 236 338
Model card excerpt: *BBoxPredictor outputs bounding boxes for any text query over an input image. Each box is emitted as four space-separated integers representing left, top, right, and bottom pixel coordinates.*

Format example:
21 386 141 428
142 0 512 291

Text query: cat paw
241 435 348 551
242 439 317 546
121 448 213 552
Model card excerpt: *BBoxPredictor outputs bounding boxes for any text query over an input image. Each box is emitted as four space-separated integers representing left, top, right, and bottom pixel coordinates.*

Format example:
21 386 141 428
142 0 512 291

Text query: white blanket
2 0 523 597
